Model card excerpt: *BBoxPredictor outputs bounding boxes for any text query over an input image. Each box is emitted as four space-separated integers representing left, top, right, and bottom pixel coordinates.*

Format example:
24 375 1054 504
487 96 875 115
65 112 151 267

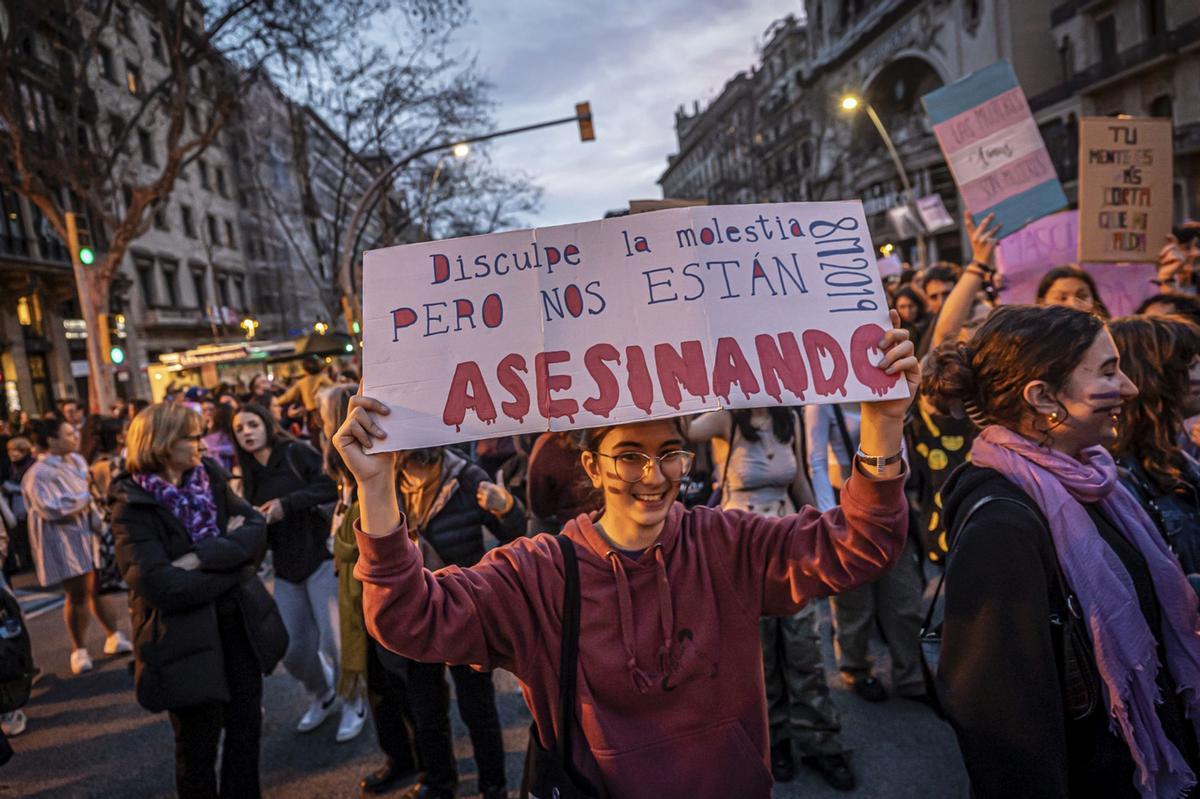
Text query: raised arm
716 463 909 618
335 389 546 673
930 213 999 349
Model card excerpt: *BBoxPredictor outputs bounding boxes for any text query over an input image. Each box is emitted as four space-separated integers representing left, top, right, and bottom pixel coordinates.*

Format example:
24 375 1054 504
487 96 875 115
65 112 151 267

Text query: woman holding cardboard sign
334 312 918 799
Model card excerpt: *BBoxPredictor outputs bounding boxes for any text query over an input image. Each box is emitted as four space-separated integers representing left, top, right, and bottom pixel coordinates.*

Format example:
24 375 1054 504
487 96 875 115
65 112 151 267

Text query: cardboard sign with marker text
922 60 1066 236
361 202 908 451
1078 116 1173 262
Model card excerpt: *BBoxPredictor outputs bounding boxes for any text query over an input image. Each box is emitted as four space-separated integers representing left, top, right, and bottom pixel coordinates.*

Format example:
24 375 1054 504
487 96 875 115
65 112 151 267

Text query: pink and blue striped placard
922 60 1066 236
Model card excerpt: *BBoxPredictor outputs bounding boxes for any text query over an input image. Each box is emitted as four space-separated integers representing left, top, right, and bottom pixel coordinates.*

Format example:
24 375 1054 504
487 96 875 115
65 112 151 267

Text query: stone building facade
0 1 396 414
660 0 1199 266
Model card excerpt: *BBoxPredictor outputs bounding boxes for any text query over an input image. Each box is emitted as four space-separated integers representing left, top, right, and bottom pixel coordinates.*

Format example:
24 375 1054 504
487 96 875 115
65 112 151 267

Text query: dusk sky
462 0 803 228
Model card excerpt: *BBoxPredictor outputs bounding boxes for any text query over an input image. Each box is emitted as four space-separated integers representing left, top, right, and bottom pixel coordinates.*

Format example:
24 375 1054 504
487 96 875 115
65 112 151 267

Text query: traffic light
576 102 595 142
98 313 126 365
65 212 96 267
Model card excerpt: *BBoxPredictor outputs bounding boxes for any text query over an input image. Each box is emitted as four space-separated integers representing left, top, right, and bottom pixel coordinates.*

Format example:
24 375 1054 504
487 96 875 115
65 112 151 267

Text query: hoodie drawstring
606 544 676 694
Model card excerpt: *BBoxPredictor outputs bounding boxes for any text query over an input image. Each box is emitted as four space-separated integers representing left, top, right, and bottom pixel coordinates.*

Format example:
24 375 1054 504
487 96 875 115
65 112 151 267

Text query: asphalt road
1 583 969 798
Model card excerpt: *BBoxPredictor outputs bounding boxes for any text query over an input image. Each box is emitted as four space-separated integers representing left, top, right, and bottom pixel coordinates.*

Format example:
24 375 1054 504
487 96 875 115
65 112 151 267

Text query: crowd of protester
0 220 1197 798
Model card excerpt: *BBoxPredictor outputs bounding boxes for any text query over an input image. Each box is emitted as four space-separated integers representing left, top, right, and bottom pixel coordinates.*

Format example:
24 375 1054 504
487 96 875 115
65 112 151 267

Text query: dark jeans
168 611 263 799
406 659 507 793
366 637 419 772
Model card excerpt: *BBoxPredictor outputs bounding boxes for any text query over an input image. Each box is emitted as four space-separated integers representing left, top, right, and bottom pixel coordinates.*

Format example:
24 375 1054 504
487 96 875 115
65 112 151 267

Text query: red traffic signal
576 102 595 142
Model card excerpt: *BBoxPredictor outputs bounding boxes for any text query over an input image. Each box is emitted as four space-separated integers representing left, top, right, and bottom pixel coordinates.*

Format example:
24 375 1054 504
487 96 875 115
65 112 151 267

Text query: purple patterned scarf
972 425 1200 798
134 467 221 544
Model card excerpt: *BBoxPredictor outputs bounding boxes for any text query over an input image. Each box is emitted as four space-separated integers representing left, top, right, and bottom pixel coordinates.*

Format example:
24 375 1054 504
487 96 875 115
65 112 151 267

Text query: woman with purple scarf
110 403 288 798
928 304 1200 798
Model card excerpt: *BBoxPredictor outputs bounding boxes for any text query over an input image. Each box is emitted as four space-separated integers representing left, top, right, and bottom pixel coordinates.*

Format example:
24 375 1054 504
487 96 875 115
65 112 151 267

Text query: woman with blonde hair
111 403 287 798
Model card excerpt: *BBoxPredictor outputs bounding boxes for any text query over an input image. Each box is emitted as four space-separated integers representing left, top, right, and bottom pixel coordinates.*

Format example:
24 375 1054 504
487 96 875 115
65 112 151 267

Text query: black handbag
920 494 1099 721
520 534 598 799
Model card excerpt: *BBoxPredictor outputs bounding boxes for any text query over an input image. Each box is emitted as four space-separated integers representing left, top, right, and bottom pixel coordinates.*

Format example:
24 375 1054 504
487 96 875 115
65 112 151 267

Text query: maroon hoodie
355 466 907 798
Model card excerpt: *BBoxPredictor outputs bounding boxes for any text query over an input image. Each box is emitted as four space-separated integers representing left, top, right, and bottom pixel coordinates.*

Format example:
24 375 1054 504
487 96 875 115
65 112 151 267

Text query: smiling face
581 420 689 535
1042 277 1096 313
1026 329 1138 452
233 411 269 454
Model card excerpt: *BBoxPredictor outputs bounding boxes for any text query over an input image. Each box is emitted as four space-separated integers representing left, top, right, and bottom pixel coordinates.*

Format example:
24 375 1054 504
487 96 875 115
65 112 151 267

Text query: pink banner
932 87 1029 152
995 210 1156 316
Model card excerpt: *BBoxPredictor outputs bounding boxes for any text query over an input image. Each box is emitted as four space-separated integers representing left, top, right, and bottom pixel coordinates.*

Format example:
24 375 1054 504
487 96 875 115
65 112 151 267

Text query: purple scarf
972 425 1200 798
134 467 221 544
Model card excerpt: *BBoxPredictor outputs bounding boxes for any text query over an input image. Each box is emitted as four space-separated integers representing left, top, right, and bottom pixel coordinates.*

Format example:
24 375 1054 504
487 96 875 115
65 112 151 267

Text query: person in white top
22 418 130 675
806 403 925 704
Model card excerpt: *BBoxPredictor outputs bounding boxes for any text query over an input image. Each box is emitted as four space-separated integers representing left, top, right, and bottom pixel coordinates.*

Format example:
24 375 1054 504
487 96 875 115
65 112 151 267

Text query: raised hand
332 390 399 486
332 387 402 536
966 212 1001 268
863 309 921 422
476 481 514 515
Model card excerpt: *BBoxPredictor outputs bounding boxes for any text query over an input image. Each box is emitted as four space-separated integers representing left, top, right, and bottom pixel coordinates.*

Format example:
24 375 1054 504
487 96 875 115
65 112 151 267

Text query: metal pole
864 103 927 267
336 108 594 336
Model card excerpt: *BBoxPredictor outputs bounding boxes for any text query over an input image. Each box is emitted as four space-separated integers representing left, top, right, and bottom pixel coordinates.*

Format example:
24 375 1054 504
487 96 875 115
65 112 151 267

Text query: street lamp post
422 143 471 239
839 95 928 267
336 104 596 344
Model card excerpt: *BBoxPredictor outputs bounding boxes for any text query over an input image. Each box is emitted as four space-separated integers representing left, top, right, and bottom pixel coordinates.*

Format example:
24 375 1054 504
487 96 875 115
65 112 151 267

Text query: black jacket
938 463 1198 799
401 449 525 568
241 440 338 583
110 460 288 713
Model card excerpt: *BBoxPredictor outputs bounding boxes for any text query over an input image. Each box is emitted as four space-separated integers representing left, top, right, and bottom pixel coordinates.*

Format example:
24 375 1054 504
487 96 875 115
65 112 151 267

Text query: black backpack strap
554 534 581 762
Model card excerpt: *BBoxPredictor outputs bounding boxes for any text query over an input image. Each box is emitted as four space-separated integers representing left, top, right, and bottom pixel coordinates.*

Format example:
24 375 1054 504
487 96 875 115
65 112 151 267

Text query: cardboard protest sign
923 60 1066 236
362 202 907 451
995 209 1156 316
916 195 955 232
1078 117 1173 262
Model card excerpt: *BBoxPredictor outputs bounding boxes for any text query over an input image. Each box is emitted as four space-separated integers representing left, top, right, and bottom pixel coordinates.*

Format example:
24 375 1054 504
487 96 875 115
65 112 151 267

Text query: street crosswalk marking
13 587 64 619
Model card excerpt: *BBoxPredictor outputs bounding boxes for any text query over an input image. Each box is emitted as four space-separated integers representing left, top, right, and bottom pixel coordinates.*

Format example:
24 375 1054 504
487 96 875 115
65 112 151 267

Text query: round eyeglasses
593 450 695 484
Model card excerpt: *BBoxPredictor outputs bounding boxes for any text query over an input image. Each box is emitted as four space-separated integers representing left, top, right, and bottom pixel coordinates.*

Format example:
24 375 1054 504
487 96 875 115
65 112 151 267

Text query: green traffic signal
109 346 125 365
79 247 95 265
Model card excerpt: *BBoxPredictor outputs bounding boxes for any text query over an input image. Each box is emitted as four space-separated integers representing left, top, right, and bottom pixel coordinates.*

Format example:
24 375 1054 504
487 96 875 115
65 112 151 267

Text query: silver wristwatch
855 448 902 470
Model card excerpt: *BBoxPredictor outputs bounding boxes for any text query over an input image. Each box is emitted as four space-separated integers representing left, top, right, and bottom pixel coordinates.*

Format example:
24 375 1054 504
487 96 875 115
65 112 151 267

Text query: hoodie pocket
590 718 771 799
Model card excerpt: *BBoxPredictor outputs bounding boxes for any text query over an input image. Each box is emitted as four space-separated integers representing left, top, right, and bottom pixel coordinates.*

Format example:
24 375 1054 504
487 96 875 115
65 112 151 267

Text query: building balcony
1030 16 1200 110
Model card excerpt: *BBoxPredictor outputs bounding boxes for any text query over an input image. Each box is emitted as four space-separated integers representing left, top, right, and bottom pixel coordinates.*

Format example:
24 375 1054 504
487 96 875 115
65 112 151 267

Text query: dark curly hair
1108 315 1200 492
922 305 1105 439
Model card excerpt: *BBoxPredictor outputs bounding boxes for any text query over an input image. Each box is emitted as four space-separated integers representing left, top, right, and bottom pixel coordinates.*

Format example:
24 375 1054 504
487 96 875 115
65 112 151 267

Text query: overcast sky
460 0 803 228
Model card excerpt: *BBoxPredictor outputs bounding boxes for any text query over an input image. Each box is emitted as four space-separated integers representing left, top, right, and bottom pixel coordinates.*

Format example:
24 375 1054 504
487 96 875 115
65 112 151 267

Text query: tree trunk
73 255 117 415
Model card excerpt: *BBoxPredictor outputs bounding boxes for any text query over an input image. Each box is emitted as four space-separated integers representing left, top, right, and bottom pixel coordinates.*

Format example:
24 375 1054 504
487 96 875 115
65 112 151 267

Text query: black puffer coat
110 460 288 713
401 449 525 568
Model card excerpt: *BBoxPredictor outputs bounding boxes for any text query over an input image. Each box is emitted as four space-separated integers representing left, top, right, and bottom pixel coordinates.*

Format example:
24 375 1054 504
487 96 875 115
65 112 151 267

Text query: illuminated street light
313 320 330 336
880 243 895 256
451 142 470 159
838 92 926 265
240 317 259 340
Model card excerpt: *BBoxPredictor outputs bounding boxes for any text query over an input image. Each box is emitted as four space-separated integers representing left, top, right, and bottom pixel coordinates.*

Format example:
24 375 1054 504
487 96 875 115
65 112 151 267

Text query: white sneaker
336 695 366 742
103 631 132 655
296 690 337 733
70 648 93 675
1 709 26 736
